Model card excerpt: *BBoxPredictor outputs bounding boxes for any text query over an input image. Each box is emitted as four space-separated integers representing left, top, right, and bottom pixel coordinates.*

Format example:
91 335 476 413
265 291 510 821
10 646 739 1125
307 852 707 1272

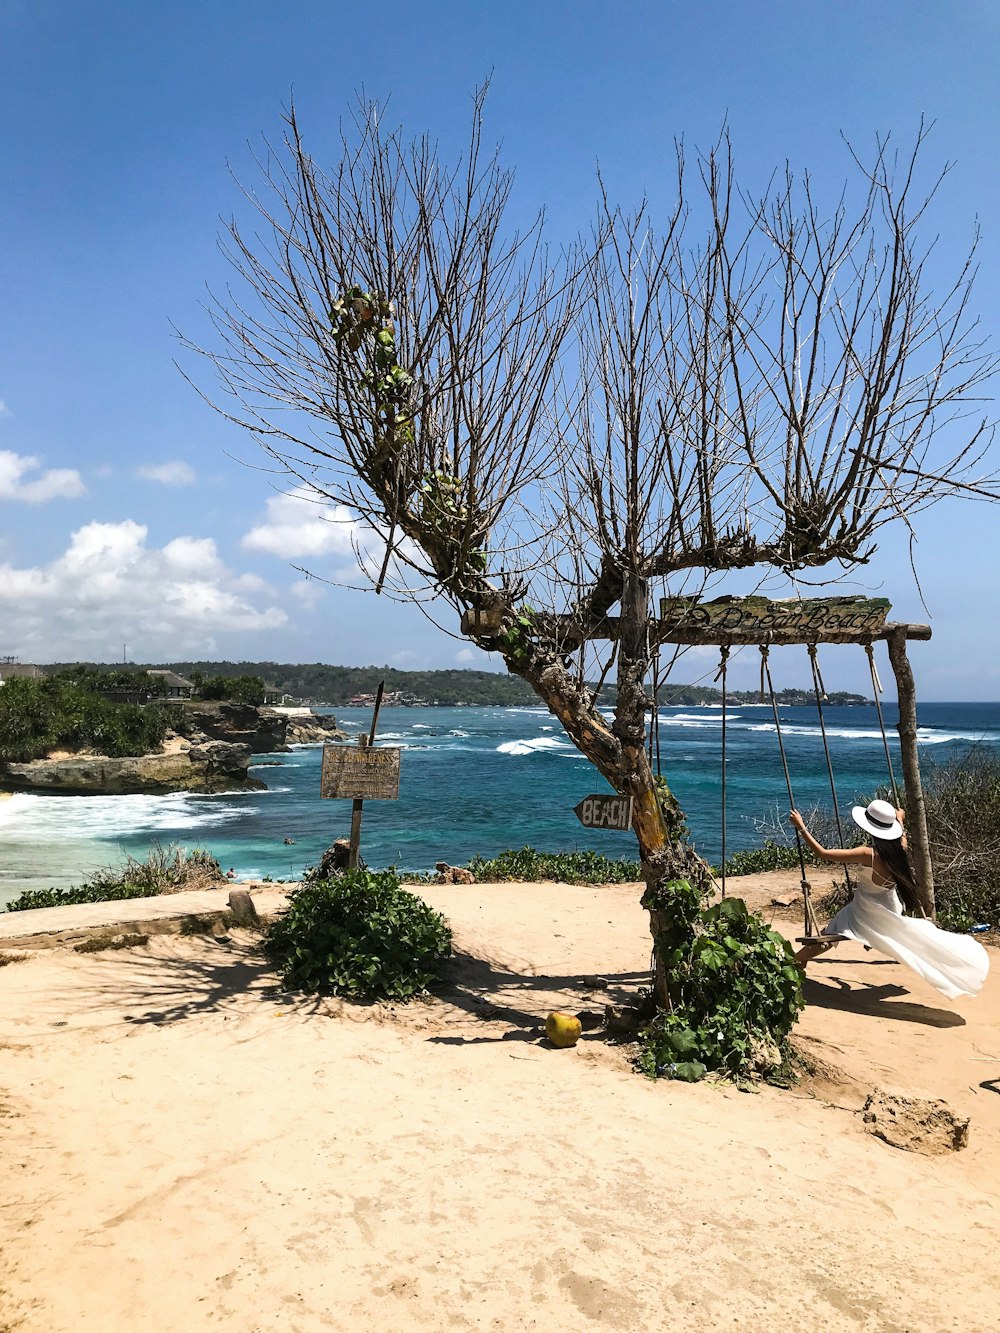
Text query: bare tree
188 97 997 1007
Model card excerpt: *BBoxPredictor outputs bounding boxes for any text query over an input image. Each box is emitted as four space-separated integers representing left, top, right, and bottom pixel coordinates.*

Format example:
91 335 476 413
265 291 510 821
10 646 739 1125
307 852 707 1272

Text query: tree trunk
613 572 709 1008
886 628 936 918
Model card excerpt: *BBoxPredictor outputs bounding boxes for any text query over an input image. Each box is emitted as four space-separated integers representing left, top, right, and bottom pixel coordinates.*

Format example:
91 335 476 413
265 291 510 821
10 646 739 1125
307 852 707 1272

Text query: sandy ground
1 871 997 1333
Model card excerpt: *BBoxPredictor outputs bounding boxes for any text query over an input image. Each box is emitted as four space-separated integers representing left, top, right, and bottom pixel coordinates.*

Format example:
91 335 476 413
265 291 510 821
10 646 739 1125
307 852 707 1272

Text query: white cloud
456 647 477 664
136 460 196 486
0 400 10 418
242 489 361 559
0 519 287 659
289 578 326 609
0 450 85 502
242 488 422 593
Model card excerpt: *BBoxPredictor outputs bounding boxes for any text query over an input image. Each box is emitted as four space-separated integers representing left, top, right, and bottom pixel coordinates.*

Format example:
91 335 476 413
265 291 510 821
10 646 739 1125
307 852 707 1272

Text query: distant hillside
156 662 537 707
42 661 870 708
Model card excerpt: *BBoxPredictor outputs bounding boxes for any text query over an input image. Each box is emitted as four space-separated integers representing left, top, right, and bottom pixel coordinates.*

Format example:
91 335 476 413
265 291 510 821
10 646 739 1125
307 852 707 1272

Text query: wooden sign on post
320 744 401 801
573 794 634 831
319 680 400 870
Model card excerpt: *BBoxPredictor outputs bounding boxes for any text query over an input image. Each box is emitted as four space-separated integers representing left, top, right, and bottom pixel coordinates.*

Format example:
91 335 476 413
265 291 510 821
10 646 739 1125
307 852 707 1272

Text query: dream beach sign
320 743 401 801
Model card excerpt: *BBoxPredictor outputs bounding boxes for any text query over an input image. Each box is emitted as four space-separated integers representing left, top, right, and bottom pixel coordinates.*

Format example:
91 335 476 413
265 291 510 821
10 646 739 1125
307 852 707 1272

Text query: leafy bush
714 839 816 877
463 846 641 884
923 749 1000 930
198 674 268 705
638 879 804 1083
263 869 452 1000
6 844 223 912
0 677 172 762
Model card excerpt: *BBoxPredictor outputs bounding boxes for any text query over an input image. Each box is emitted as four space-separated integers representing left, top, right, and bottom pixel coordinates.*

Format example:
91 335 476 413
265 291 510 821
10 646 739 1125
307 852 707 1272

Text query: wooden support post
348 682 384 872
885 627 935 918
347 735 368 871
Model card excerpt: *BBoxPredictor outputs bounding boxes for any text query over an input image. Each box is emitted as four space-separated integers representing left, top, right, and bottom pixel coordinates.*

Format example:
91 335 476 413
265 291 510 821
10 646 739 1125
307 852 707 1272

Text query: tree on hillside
199 674 269 706
189 96 997 1031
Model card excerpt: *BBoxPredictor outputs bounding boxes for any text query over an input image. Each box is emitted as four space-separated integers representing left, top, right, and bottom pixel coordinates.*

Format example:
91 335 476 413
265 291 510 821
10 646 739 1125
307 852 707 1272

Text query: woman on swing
789 798 989 1000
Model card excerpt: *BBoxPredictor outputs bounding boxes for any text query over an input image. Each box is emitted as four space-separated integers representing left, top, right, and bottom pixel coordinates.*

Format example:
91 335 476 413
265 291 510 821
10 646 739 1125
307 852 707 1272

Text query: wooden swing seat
795 933 849 946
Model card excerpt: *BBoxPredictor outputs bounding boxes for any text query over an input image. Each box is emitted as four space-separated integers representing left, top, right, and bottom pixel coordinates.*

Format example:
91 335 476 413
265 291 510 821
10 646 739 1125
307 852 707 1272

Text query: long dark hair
870 835 923 915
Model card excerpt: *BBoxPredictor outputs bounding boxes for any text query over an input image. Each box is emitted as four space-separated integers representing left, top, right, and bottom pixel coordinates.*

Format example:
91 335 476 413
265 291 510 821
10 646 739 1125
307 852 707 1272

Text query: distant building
146 669 195 700
347 690 427 708
0 661 45 686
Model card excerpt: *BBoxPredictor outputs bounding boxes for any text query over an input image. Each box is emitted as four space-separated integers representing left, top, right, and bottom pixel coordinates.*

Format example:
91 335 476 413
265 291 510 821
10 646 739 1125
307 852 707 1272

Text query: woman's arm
788 810 873 865
896 807 909 852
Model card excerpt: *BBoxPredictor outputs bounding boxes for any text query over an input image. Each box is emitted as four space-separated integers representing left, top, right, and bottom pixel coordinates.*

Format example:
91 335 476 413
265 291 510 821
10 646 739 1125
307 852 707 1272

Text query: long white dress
825 865 990 1000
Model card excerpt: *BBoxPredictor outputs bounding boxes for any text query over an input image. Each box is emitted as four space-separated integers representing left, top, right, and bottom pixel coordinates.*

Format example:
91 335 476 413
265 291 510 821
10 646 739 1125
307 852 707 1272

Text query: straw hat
851 798 903 840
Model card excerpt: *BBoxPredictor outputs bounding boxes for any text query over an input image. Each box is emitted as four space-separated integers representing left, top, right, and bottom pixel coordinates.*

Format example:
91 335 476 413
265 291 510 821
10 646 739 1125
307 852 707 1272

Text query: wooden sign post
320 683 400 869
573 794 634 831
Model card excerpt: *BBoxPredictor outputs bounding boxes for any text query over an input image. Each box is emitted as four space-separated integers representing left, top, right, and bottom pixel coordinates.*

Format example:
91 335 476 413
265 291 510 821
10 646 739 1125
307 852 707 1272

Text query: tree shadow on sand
57 935 653 1040
424 950 652 1045
46 934 323 1030
802 974 966 1028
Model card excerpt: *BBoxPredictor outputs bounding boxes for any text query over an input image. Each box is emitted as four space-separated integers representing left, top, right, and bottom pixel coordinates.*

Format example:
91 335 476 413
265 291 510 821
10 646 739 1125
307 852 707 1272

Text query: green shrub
923 749 1000 929
6 844 223 911
198 674 268 705
638 879 804 1083
463 846 641 884
263 869 452 1000
0 677 171 762
714 839 816 877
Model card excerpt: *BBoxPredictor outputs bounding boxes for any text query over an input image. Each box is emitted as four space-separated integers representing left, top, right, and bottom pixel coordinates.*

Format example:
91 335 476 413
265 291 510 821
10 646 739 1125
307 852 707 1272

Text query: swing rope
807 644 853 900
760 645 822 940
714 646 731 899
865 642 901 806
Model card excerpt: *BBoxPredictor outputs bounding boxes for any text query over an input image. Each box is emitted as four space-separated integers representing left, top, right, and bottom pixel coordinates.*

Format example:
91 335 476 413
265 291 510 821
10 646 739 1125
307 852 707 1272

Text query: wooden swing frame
643 595 936 934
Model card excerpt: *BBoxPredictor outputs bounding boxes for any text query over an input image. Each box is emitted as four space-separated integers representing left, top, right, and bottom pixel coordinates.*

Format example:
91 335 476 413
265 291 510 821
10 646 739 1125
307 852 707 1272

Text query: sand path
1 873 997 1331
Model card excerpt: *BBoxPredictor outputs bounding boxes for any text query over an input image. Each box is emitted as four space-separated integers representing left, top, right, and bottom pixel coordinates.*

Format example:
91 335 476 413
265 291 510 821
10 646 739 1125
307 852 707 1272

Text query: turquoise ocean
2 701 999 907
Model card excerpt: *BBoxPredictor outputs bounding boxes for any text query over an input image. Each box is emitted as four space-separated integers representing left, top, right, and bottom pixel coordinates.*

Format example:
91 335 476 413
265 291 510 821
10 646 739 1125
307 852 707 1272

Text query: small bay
2 701 999 907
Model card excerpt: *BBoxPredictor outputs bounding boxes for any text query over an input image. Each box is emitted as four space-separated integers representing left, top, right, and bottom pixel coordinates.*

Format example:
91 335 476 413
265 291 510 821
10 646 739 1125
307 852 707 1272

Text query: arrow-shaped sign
573 794 634 831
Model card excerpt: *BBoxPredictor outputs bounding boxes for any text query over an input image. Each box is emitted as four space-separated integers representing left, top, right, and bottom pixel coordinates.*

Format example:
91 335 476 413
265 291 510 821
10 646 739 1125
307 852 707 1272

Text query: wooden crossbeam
461 595 931 648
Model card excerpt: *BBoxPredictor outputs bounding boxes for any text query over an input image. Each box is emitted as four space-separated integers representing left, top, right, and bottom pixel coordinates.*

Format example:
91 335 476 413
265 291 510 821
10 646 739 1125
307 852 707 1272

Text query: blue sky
1 1 998 697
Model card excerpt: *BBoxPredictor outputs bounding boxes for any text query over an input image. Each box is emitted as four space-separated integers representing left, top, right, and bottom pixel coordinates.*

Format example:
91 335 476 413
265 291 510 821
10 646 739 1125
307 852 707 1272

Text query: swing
755 644 848 946
648 593 933 934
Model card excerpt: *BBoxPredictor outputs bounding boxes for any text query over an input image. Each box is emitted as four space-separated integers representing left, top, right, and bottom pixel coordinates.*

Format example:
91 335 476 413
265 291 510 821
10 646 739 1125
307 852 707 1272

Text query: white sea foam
744 723 995 745
496 737 571 757
661 712 732 722
0 791 251 841
448 729 470 738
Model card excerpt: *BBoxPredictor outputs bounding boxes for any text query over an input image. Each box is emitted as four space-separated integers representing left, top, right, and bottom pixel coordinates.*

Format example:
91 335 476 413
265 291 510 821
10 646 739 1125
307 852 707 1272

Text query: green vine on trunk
330 286 414 487
496 605 537 663
331 288 491 592
638 879 804 1082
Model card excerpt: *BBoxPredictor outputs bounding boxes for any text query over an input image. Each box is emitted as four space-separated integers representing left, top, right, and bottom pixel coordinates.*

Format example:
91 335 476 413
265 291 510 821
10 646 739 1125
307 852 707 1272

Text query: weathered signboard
573 794 634 831
321 744 401 801
657 594 891 645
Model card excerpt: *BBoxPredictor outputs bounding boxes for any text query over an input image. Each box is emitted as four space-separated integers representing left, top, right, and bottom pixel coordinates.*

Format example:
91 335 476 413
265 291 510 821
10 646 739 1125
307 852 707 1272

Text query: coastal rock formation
174 702 348 751
0 742 264 796
176 702 290 752
279 710 349 746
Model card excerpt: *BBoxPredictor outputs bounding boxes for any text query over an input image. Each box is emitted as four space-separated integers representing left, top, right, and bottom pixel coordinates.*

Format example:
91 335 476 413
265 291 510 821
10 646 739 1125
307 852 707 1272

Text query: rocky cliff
175 702 290 751
173 702 347 751
0 742 264 795
280 711 349 746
